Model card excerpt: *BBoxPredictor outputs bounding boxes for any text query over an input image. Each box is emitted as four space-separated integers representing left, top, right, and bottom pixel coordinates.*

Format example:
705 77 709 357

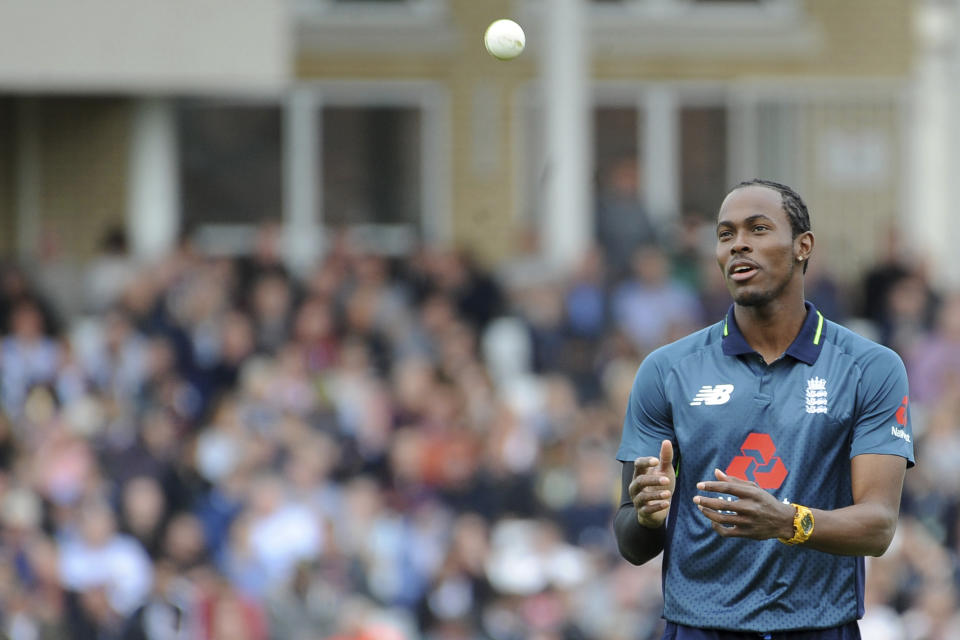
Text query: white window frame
285 80 451 268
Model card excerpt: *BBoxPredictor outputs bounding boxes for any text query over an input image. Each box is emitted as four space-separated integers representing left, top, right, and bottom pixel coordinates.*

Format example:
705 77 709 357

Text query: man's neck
733 297 808 364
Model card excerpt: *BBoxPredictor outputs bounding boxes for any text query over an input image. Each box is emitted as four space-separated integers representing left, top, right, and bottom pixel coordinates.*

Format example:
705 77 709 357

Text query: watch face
800 513 814 535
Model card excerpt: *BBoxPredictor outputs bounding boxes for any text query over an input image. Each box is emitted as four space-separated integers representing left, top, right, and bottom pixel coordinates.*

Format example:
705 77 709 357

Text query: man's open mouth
729 262 758 282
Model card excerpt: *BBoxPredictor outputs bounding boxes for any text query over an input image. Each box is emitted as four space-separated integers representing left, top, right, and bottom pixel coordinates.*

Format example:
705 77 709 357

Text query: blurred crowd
0 211 959 640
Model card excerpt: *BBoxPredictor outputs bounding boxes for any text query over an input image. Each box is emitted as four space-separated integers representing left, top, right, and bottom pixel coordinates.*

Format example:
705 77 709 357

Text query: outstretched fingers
694 500 750 537
696 474 760 499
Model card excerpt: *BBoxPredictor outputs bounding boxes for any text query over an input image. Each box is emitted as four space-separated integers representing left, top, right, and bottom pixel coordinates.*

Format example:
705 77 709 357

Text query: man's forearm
613 504 666 565
802 454 906 557
801 503 899 557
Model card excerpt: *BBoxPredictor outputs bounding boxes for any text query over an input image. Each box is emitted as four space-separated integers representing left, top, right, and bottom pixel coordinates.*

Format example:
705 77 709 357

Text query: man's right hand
630 439 676 528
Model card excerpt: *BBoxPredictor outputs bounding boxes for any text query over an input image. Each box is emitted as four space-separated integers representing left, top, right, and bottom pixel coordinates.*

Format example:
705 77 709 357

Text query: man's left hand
693 469 796 540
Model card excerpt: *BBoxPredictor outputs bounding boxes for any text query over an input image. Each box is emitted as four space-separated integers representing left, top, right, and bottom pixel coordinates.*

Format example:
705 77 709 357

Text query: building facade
1 0 954 289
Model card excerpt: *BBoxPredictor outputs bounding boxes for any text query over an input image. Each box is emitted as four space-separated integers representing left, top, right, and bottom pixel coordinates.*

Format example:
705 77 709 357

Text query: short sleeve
850 346 915 468
616 351 676 462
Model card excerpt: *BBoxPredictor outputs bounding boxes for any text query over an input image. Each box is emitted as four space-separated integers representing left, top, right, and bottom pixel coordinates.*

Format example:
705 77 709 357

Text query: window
594 107 641 187
178 103 282 227
522 81 904 287
740 91 904 284
520 88 731 230
680 107 727 218
321 107 422 227
0 98 14 254
593 99 729 219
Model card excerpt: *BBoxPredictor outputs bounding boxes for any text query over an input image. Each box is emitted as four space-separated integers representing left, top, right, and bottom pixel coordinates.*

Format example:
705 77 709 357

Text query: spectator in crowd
58 499 154 618
803 248 849 323
595 157 659 280
906 293 960 405
611 245 704 355
879 272 938 358
859 224 913 327
1 298 61 417
84 227 136 315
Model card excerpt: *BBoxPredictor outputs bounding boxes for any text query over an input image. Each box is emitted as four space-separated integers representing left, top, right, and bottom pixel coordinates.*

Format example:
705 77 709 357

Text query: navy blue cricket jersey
616 302 915 633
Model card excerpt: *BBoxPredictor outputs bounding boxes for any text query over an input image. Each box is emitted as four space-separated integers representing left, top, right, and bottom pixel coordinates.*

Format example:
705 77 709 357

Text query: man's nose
731 235 751 254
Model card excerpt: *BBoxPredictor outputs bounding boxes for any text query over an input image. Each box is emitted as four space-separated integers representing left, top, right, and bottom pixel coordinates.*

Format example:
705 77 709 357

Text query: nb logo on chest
689 384 734 406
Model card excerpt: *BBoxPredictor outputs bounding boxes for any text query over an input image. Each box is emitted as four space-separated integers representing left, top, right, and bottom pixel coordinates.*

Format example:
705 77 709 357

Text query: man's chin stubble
734 290 772 307
731 272 794 307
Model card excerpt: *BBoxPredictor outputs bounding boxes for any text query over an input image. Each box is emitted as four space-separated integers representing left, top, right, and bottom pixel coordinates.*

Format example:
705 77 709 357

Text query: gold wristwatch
778 503 814 545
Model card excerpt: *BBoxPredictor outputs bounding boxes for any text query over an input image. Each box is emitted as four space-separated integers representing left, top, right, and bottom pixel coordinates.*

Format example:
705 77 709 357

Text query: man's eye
718 231 732 240
753 225 768 232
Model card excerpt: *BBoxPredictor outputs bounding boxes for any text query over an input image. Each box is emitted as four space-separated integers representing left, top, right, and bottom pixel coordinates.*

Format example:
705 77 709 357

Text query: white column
909 0 960 288
542 0 592 271
643 87 680 229
283 88 322 277
423 86 452 246
947 0 960 288
128 98 179 262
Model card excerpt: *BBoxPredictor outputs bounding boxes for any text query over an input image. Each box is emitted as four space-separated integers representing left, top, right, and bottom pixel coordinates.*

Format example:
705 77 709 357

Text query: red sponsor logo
725 432 788 490
896 396 908 426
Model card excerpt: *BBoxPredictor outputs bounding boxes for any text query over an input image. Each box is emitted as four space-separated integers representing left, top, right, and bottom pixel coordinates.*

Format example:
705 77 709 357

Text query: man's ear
795 231 814 262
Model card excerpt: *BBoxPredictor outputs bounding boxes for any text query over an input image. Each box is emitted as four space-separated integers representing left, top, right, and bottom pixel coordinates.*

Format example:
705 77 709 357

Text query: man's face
715 185 803 307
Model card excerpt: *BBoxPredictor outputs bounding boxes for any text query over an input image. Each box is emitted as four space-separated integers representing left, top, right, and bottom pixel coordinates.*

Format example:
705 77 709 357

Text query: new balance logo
690 384 734 406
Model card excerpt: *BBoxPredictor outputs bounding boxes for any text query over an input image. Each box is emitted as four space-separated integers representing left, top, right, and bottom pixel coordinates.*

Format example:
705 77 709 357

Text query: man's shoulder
824 319 906 370
645 321 723 366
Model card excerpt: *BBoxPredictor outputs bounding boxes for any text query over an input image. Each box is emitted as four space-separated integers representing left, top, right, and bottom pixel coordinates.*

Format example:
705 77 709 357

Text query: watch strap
778 503 814 545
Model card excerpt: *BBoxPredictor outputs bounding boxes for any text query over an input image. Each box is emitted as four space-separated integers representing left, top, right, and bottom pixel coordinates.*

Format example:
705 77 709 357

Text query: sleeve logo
689 384 734 406
895 395 908 426
892 396 910 442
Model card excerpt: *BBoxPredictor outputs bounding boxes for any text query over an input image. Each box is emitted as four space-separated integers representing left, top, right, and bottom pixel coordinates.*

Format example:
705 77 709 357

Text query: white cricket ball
484 19 525 61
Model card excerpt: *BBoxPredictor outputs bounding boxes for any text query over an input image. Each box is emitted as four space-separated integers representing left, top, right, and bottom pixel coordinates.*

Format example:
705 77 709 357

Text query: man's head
716 179 814 308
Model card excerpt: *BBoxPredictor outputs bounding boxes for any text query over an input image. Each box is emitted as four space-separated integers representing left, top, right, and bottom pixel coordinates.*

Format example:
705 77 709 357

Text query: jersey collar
721 301 825 365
